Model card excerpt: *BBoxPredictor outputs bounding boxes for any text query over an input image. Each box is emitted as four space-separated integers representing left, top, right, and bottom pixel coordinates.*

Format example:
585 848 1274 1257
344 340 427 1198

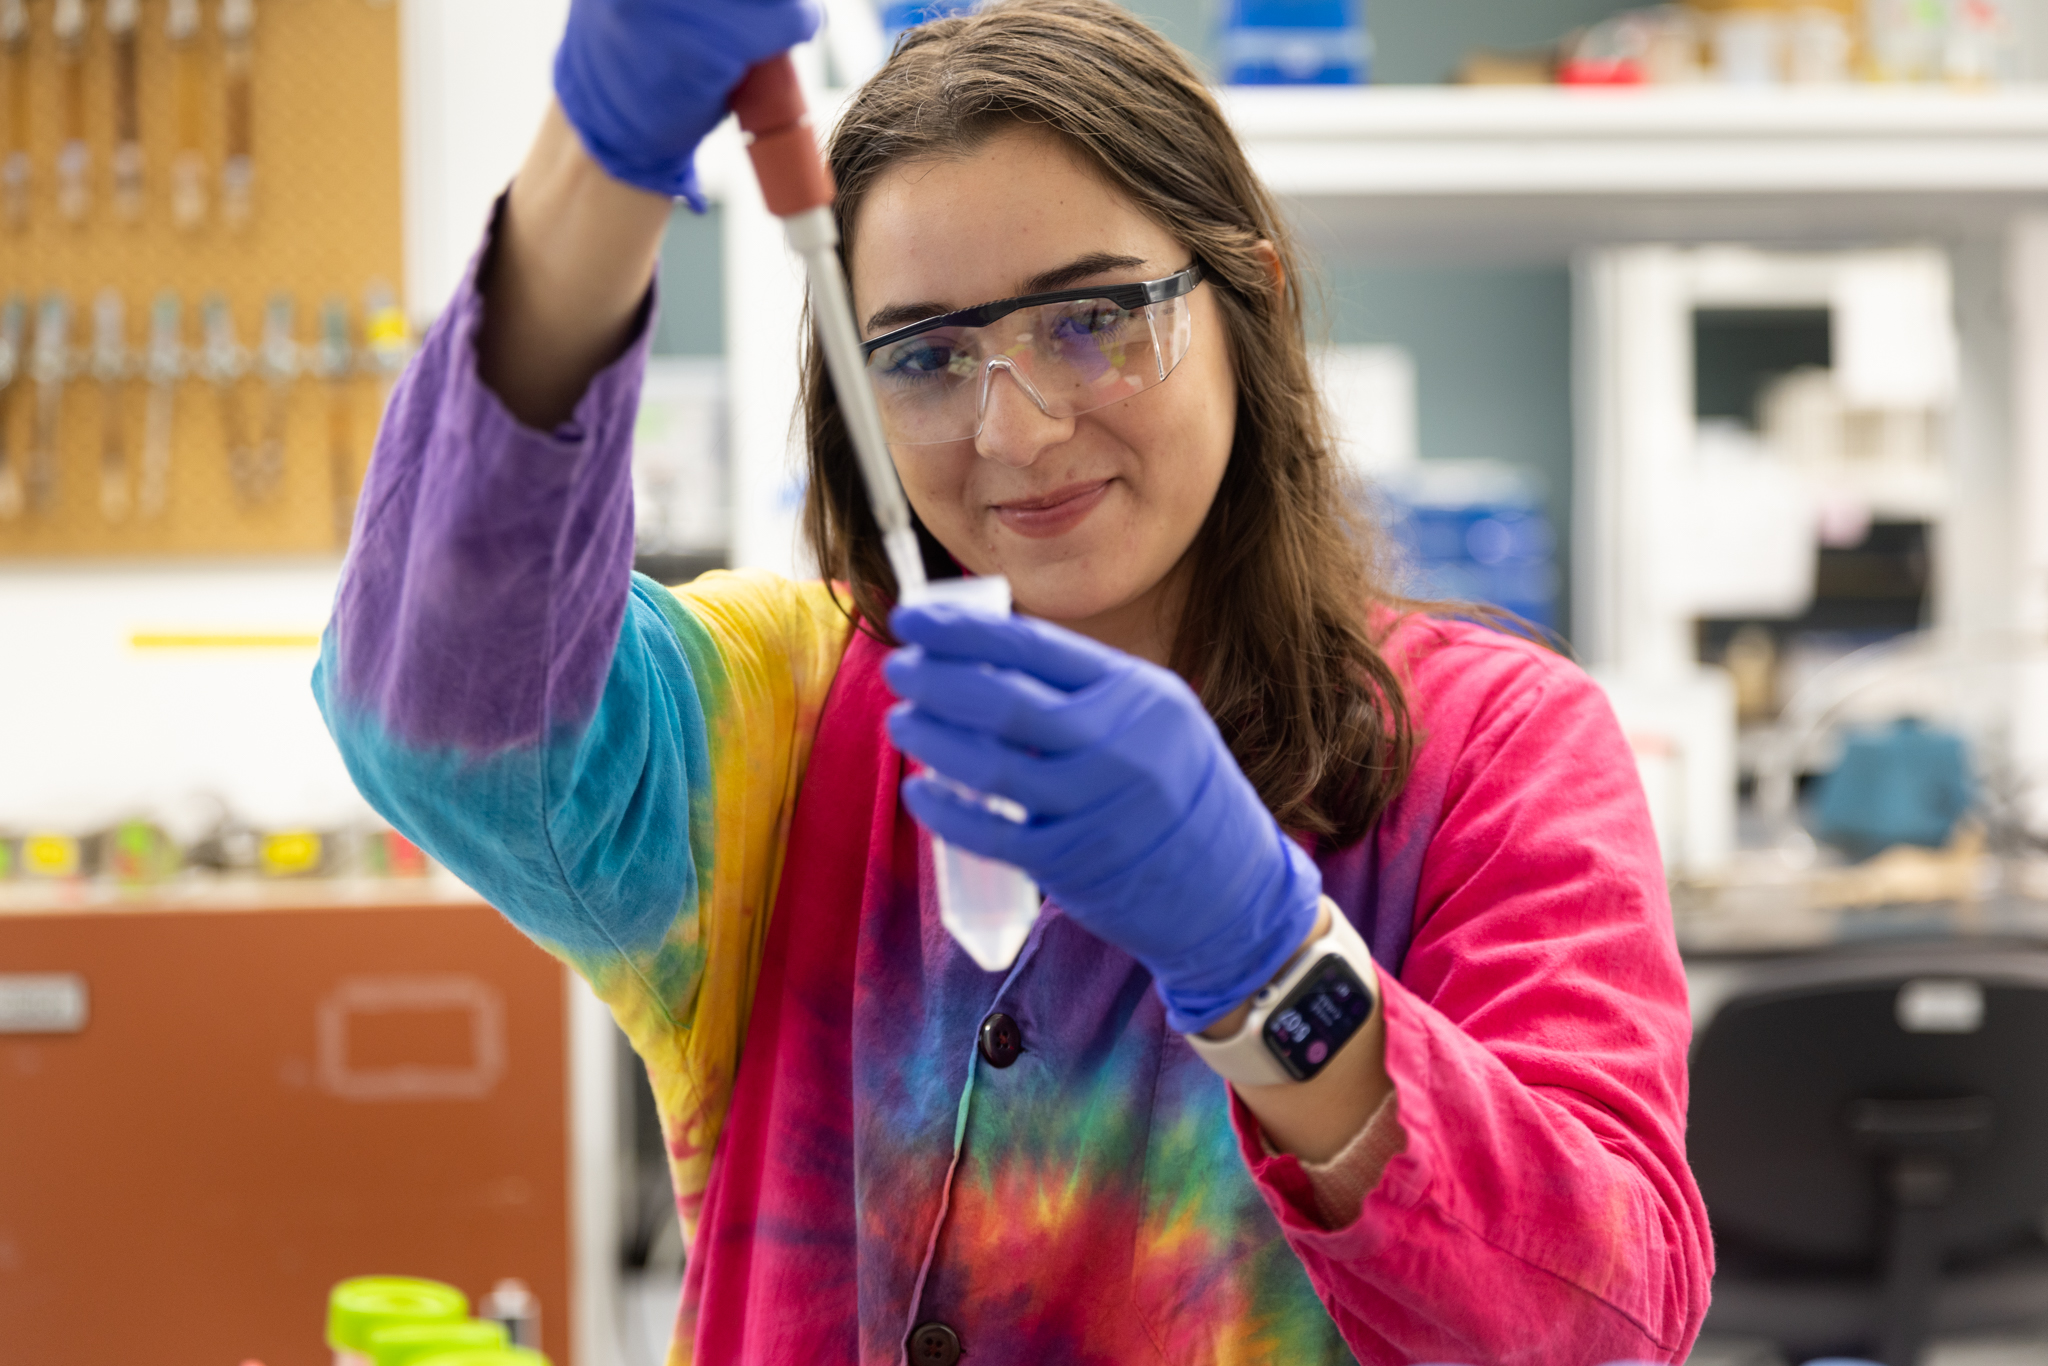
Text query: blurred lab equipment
1690 942 2048 1364
478 1278 541 1352
328 1277 469 1366
1577 246 1973 886
1558 6 1704 85
1508 0 2018 87
631 357 726 558
1223 0 1370 85
1813 719 1973 861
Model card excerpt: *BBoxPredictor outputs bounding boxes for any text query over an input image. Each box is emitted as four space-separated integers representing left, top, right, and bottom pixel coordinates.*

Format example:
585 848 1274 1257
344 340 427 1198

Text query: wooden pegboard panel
0 0 403 558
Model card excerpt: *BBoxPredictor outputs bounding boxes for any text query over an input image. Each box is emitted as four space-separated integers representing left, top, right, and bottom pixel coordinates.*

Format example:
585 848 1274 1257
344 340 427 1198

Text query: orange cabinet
0 894 576 1366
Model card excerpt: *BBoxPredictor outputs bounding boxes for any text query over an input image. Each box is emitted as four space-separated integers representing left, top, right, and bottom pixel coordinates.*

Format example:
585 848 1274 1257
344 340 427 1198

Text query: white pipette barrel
731 55 1043 971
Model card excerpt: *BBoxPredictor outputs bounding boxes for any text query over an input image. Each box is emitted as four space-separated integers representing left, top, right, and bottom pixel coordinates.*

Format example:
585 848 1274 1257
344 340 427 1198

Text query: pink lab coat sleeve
1235 622 1714 1365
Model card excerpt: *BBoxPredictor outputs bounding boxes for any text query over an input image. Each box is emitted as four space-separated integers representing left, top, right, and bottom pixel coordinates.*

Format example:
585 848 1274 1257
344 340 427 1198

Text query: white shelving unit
1220 85 2048 261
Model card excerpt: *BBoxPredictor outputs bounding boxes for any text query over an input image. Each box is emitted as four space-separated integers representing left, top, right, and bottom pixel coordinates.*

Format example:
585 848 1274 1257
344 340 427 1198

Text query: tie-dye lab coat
314 237 1710 1366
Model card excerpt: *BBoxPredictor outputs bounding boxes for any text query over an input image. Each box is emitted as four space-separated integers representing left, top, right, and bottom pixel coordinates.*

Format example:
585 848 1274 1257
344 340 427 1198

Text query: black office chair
1690 942 2048 1366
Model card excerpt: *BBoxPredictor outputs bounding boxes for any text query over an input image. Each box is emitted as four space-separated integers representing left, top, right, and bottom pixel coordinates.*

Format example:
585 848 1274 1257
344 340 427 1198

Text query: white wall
399 0 568 325
0 560 356 834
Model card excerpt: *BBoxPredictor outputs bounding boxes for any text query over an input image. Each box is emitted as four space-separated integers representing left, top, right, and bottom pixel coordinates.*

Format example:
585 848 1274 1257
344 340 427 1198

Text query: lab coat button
978 1011 1022 1067
908 1321 963 1365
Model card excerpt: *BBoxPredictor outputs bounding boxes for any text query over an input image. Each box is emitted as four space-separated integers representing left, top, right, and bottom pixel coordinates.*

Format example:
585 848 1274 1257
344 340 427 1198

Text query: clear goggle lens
864 291 1195 446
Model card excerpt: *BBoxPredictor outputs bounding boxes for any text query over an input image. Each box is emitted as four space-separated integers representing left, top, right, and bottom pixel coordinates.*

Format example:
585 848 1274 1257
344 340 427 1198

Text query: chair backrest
1689 942 2048 1269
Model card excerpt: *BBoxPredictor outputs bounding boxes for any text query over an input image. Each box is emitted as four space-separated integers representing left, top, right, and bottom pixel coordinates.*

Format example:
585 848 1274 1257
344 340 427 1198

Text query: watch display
1262 954 1375 1081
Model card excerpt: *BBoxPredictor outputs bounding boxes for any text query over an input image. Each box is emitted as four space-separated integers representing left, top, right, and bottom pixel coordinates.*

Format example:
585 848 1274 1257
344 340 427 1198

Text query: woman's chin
1004 564 1154 629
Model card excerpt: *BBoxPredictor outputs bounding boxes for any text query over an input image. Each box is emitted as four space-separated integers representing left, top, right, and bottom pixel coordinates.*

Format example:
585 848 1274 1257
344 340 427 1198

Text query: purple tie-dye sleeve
329 205 653 753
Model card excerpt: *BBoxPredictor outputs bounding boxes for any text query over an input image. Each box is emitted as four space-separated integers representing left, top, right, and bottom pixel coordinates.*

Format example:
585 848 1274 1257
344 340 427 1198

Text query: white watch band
1185 897 1378 1088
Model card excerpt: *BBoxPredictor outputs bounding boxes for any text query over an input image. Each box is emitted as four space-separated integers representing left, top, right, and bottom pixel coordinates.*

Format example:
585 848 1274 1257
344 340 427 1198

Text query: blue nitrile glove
553 0 822 208
883 603 1324 1034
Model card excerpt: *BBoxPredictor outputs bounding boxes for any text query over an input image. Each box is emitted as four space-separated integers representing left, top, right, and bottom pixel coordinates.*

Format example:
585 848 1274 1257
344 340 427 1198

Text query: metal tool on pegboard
53 0 89 223
28 294 73 514
0 296 24 519
251 293 297 500
168 0 205 230
310 296 355 544
136 293 184 519
108 0 144 220
0 0 25 230
220 0 256 228
91 290 130 522
199 296 252 502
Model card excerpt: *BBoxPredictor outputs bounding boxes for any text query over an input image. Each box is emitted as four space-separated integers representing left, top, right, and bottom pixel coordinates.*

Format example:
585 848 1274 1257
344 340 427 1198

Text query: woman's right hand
480 0 820 430
554 0 823 206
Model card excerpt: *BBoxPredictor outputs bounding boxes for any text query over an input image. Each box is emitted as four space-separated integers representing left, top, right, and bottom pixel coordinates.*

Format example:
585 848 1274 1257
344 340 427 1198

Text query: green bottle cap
325 1277 470 1351
409 1350 550 1366
366 1320 508 1366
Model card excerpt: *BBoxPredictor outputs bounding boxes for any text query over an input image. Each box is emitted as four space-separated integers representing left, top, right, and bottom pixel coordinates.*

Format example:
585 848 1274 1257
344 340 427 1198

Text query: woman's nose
974 361 1074 468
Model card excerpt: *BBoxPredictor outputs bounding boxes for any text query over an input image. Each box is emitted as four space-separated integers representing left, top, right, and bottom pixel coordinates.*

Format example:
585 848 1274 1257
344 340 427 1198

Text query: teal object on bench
1812 717 1973 860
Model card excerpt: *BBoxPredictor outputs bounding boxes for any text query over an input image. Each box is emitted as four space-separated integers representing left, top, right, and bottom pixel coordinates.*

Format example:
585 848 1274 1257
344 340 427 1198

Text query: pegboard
0 0 404 558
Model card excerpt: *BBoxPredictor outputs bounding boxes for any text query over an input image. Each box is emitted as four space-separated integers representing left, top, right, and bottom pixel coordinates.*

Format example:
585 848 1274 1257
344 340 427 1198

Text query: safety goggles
860 262 1203 446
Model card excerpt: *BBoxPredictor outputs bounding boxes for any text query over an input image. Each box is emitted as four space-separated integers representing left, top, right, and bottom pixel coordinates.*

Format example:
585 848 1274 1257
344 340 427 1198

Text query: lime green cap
366 1320 508 1366
326 1277 470 1351
409 1350 549 1366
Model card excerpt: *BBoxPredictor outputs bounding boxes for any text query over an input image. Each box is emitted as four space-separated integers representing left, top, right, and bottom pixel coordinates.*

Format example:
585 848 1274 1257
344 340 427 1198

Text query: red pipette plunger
728 55 927 599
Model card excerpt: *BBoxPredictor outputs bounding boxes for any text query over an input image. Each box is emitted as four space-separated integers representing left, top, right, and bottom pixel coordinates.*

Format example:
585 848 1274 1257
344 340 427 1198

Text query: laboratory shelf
1218 85 2048 261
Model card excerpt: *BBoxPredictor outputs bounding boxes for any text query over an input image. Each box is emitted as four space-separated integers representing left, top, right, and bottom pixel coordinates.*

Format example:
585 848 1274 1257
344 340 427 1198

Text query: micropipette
729 55 1044 970
729 56 927 600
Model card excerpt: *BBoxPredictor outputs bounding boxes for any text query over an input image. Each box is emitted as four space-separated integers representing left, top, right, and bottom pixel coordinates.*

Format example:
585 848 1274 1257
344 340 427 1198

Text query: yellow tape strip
129 633 323 650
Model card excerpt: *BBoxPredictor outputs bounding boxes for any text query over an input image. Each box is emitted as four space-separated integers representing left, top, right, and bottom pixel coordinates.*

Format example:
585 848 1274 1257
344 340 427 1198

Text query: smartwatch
1186 897 1378 1087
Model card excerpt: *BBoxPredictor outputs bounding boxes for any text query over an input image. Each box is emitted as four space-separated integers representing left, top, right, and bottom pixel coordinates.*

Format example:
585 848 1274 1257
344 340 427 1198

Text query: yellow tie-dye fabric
590 569 853 1239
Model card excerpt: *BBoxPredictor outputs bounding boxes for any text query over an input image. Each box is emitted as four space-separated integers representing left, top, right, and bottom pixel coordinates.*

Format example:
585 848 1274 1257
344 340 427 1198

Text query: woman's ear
1252 239 1285 295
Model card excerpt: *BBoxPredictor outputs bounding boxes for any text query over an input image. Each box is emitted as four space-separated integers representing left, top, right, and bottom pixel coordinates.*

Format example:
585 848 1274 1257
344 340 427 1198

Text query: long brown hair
801 0 1414 847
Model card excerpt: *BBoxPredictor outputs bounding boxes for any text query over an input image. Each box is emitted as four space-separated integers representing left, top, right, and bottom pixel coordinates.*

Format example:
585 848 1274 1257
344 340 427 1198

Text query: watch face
1262 955 1375 1081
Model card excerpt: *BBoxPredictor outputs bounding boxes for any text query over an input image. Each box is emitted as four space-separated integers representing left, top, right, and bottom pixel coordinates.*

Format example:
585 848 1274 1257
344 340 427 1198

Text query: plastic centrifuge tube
900 574 1045 971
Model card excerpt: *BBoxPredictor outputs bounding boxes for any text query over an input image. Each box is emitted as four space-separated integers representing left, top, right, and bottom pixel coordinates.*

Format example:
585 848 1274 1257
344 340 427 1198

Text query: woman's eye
1050 303 1130 344
879 340 954 378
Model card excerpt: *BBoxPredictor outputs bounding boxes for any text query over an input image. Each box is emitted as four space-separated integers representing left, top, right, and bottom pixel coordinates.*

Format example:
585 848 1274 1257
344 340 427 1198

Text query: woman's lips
991 480 1111 539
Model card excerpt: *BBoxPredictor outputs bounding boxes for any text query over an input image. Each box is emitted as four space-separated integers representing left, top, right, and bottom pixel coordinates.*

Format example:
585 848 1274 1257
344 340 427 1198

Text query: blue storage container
1376 462 1558 630
1222 0 1369 85
880 1 975 49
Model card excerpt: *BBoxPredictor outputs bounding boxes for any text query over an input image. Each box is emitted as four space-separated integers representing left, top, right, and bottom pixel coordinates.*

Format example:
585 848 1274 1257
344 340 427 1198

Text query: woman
316 1 1711 1361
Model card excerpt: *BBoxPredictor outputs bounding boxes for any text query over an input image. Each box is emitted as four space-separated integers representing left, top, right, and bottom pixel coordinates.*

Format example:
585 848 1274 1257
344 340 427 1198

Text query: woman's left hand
884 601 1323 1032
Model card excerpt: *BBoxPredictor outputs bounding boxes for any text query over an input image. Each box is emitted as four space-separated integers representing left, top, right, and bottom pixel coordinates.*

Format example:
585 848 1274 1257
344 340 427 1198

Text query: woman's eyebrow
863 251 1152 336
